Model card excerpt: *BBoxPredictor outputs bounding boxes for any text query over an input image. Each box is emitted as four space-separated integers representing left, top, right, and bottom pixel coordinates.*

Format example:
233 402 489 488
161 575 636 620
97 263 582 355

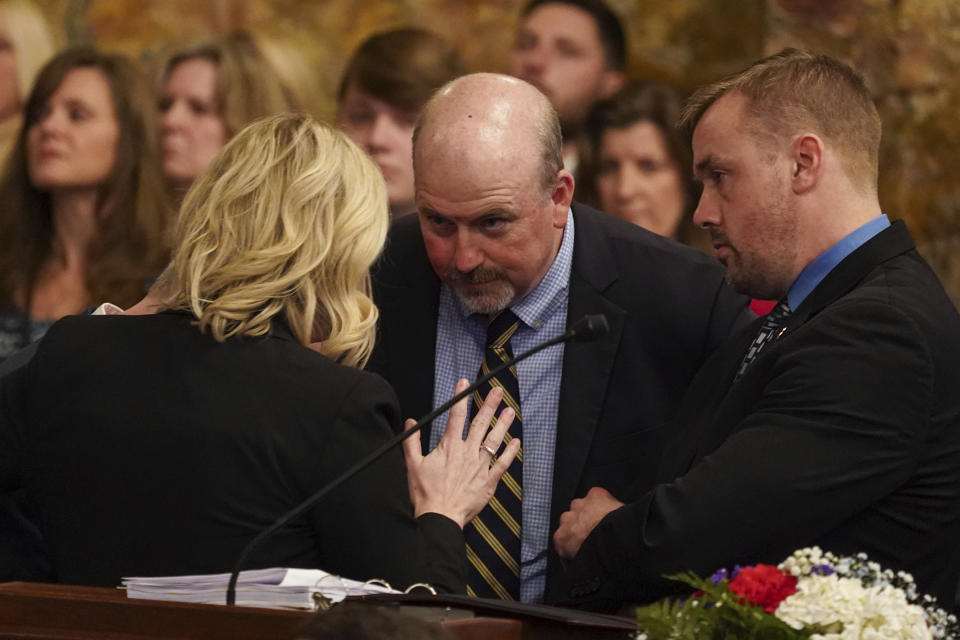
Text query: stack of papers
122 567 399 610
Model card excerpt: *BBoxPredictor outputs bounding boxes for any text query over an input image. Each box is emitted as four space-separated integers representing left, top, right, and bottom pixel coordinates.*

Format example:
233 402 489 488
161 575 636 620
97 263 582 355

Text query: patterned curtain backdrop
32 0 960 306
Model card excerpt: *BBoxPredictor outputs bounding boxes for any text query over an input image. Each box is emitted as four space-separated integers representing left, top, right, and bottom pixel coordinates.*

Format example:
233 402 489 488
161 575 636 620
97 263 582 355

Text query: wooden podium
0 582 524 640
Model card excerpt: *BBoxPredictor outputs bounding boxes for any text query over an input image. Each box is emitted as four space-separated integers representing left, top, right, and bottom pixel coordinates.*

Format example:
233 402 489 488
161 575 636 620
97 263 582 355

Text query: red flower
728 565 797 613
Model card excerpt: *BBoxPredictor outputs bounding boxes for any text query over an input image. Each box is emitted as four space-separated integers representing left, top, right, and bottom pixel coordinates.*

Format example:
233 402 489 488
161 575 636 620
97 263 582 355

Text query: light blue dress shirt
430 209 575 603
786 215 890 311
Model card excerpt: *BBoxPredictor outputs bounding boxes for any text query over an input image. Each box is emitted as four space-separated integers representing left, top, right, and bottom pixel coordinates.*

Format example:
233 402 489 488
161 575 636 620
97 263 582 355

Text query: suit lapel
373 218 441 447
790 221 915 326
552 206 625 524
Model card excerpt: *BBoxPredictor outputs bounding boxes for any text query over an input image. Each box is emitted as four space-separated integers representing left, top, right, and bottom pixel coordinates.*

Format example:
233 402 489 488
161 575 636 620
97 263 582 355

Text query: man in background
508 0 626 171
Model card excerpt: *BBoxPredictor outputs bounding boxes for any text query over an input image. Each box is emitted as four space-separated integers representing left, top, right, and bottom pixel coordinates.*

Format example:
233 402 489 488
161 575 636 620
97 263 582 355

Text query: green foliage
634 573 812 640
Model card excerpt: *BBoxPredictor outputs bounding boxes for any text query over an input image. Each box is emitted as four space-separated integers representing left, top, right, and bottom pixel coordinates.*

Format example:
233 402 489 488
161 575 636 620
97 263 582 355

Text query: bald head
414 73 563 195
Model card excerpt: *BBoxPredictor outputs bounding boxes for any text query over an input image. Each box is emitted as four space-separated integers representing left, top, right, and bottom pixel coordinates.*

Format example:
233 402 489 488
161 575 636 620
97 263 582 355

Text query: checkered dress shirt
431 210 574 603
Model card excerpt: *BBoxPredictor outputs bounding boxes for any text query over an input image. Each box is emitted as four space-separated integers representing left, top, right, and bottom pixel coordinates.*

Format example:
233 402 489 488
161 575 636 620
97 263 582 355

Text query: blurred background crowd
0 0 958 363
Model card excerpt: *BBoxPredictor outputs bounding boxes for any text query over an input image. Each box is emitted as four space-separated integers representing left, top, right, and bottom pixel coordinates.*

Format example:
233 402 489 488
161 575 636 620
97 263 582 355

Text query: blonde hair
0 0 57 103
161 114 389 368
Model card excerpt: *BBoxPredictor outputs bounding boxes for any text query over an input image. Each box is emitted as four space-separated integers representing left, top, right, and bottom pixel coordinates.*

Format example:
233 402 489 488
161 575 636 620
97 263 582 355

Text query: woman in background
337 28 467 219
0 113 516 590
0 46 168 360
157 30 310 201
577 81 707 248
0 0 57 164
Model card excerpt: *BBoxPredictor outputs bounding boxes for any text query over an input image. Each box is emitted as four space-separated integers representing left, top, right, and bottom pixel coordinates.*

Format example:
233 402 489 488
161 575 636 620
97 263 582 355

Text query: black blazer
561 222 960 610
369 203 753 602
0 311 464 591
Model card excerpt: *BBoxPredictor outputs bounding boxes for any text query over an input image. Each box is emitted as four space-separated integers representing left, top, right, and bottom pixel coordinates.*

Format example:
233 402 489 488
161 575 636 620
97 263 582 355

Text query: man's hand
553 487 624 559
402 378 521 528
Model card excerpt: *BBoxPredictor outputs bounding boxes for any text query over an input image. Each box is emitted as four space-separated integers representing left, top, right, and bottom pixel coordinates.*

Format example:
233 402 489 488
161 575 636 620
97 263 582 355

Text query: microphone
568 313 609 342
225 313 609 605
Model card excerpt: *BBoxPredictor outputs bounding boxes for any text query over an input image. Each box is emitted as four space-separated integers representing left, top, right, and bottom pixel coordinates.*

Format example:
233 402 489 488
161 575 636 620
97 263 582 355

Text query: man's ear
599 70 626 99
791 133 823 195
551 170 575 228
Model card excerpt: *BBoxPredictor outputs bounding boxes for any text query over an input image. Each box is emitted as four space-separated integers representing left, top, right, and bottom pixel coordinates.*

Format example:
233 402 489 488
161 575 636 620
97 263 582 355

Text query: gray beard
445 266 516 315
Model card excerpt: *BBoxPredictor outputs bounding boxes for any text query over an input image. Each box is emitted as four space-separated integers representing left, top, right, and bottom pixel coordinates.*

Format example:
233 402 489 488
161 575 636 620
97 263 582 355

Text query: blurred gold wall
32 0 960 305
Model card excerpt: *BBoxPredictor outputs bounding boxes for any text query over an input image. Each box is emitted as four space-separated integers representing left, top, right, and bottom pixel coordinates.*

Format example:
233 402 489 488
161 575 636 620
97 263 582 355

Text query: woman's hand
402 379 520 528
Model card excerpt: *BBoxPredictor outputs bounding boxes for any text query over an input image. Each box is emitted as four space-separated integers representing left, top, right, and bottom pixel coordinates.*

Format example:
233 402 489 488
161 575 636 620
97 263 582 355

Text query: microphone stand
225 314 608 605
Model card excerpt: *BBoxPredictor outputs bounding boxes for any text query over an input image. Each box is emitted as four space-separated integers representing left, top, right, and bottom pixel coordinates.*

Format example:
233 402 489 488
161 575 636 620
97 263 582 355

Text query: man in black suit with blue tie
553 49 960 612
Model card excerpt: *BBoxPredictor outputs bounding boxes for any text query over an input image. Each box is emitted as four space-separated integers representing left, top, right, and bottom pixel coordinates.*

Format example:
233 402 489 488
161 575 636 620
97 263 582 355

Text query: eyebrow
477 208 516 220
417 207 517 223
56 98 96 114
554 35 584 50
694 154 717 176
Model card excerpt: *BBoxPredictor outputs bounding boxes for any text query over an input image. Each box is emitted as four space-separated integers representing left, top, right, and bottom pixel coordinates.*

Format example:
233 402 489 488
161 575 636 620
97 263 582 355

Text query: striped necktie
464 309 523 600
734 300 791 382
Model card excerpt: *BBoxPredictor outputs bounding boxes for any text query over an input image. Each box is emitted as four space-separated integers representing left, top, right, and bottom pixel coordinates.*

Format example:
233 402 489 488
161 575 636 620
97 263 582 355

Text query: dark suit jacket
0 311 464 592
369 203 753 602
561 221 960 610
0 307 97 582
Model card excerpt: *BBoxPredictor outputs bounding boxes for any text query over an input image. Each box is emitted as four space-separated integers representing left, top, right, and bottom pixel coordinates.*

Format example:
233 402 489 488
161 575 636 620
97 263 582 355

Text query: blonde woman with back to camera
0 113 517 591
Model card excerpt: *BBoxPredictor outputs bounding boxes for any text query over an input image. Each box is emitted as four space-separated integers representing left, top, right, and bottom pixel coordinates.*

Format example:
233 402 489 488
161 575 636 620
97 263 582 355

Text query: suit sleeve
0 346 56 582
0 363 31 490
303 372 465 594
559 300 934 605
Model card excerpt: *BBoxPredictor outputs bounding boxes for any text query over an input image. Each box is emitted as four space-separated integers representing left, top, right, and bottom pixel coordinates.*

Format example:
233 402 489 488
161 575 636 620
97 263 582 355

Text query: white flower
780 546 829 577
774 574 931 640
